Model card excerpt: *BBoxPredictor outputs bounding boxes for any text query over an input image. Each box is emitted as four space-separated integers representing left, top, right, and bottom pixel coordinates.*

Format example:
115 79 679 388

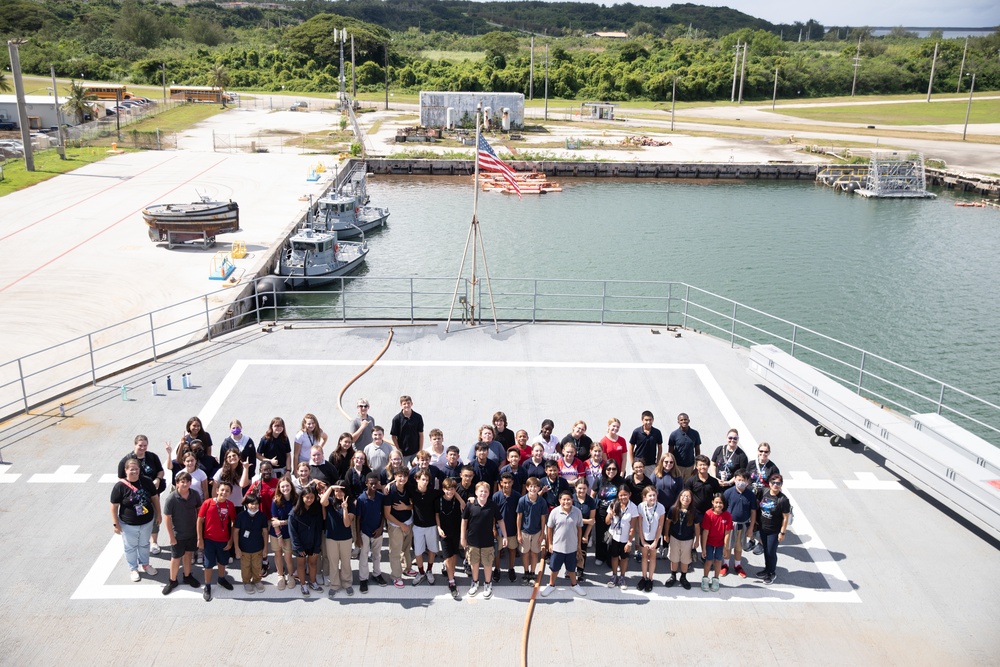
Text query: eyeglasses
663 461 675 466
758 449 770 454
728 436 739 441
357 404 368 408
770 480 782 486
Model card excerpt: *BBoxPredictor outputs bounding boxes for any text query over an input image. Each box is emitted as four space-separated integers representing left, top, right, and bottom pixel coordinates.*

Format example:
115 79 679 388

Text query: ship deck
1 319 996 664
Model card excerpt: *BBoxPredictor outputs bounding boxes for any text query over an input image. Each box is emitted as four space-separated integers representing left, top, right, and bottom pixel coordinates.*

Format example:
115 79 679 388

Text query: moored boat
276 227 368 288
143 196 240 244
313 191 389 239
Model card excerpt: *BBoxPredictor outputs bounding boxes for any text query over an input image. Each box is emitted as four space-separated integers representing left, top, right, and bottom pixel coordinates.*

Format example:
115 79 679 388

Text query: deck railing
1 276 996 447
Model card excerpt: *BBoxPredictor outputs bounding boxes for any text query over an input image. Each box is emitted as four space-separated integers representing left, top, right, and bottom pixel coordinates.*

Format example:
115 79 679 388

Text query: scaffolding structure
857 152 936 198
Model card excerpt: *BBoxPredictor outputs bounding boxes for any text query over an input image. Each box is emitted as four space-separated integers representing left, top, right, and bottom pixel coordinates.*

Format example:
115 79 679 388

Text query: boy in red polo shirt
700 493 733 593
197 481 236 601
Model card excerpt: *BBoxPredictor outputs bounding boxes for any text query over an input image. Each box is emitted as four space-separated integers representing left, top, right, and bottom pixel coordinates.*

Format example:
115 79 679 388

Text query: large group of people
109 397 792 601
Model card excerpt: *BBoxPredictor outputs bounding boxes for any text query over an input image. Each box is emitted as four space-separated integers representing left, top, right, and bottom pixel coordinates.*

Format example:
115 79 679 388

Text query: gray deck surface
0 320 996 665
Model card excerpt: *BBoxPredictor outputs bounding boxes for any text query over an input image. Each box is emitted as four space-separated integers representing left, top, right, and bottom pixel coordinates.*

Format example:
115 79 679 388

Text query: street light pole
49 64 65 159
962 73 975 141
7 38 34 171
772 66 779 110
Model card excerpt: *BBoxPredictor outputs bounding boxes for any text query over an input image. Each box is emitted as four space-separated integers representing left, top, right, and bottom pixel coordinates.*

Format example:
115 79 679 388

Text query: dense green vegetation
0 0 997 102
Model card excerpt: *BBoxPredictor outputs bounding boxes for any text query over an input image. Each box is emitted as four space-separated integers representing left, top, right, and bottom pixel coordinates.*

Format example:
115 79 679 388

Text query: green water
289 176 1000 432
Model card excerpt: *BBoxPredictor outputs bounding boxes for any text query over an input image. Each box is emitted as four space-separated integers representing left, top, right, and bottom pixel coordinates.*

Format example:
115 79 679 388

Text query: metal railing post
936 383 945 415
149 313 158 361
682 285 690 329
410 278 415 323
87 334 97 385
601 281 607 324
730 302 738 347
532 280 538 323
790 324 798 357
666 282 672 326
17 358 28 413
857 351 866 394
341 278 347 322
204 296 212 341
254 278 261 326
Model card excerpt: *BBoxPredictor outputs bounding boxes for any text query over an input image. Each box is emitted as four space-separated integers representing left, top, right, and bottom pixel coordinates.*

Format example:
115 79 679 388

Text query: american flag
477 134 521 199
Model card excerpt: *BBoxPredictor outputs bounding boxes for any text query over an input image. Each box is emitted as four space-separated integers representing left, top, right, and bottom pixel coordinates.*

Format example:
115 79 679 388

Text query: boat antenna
445 102 500 334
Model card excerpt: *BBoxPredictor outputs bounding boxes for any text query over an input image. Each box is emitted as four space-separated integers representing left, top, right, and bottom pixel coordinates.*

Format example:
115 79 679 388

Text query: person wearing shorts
410 470 441 586
664 489 696 590
269 477 296 590
161 471 201 595
722 469 757 579
462 481 506 599
436 477 465 599
540 490 585 597
700 494 733 592
197 481 236 601
517 477 548 585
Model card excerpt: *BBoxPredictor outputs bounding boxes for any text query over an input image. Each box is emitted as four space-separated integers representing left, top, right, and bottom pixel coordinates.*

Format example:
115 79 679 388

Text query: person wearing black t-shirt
756 473 791 584
684 455 721 559
118 435 165 555
390 395 424 466
461 482 506 599
436 478 466 599
492 411 516 451
383 467 415 587
410 470 441 585
710 429 749 488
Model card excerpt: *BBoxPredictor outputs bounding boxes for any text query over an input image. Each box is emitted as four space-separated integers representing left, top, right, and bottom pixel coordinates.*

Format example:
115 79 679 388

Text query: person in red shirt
600 418 627 469
700 494 733 593
197 481 236 601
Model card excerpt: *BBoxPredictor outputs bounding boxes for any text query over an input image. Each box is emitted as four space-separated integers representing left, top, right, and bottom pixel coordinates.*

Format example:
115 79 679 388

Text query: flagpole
444 103 483 332
470 106 480 325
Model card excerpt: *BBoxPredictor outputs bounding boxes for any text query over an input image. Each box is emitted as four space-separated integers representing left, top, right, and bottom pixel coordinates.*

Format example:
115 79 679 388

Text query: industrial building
0 95 67 130
419 92 525 130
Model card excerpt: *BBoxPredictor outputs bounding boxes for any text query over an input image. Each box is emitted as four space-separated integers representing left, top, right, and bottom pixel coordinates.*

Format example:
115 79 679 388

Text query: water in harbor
291 176 1000 431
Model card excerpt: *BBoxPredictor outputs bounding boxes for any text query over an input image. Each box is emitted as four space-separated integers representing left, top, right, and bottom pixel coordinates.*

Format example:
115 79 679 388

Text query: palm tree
208 64 230 108
0 71 12 93
62 80 96 124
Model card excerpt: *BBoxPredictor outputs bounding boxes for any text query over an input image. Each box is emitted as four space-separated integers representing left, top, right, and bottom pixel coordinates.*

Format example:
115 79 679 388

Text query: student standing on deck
390 395 424 467
668 413 701 481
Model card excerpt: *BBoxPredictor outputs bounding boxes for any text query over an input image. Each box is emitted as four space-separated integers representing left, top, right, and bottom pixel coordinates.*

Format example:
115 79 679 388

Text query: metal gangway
857 151 936 198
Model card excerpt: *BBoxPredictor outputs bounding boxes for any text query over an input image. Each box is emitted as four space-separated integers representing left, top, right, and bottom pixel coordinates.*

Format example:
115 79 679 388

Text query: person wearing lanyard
636 486 666 592
294 413 328 466
605 486 639 591
721 469 757 578
756 474 791 584
747 443 780 555
710 429 749 489
110 458 161 582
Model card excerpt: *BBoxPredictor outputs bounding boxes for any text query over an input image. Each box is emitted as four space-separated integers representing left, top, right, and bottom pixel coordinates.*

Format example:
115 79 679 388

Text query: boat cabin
290 229 336 262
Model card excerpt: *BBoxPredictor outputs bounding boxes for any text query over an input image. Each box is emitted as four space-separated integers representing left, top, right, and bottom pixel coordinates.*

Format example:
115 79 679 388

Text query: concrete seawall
367 159 822 180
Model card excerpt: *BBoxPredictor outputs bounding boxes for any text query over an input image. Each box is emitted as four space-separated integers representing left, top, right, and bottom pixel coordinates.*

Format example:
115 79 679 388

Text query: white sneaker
142 564 157 576
149 543 161 555
255 582 265 593
571 584 586 597
468 581 480 597
129 570 140 582
426 571 435 585
540 585 554 597
244 584 255 594
276 575 287 591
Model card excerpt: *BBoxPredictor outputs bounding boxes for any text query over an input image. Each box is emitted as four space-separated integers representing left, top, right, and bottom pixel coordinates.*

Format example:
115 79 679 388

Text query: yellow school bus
82 83 128 100
169 86 225 103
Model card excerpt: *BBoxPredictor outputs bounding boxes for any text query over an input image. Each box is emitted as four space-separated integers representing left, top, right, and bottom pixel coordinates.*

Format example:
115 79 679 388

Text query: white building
419 92 525 130
0 94 67 130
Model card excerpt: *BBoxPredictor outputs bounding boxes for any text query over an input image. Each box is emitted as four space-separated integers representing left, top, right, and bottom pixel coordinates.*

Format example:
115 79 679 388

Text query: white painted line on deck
784 471 838 490
0 464 21 483
98 473 120 484
27 465 90 483
844 472 903 490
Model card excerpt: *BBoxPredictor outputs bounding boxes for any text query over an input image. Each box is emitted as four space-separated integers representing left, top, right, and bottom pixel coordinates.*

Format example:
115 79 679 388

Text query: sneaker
753 543 764 556
745 538 756 552
619 576 627 591
129 570 140 582
719 565 729 577
183 574 200 588
345 586 355 596
540 584 554 597
522 574 533 586
328 587 336 598
701 576 710 592
492 567 501 580
680 574 691 590
483 582 493 599
203 585 212 601
468 581 480 597
142 564 157 576
308 581 322 592
404 568 419 578
594 559 604 566
360 580 369 594
571 584 586 597
301 584 309 597
285 574 295 588
255 582 265 593
764 573 776 585
276 575 287 591
412 572 426 586
244 584 255 594
374 574 389 587
449 582 460 600
735 565 747 578
217 577 233 591
393 578 404 589
426 571 435 585
161 580 178 595
149 543 161 555
711 577 720 592
756 569 770 579
647 577 655 590
195 552 204 566
508 569 516 583
607 576 617 588
656 547 666 559
665 574 677 588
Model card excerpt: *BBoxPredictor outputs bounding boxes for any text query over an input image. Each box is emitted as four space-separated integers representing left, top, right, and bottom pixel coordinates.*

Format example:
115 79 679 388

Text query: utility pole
957 37 968 93
962 73 975 141
529 36 534 101
851 36 862 97
49 64 65 159
115 87 121 142
7 39 34 171
772 66 779 110
351 34 356 98
384 42 389 110
926 42 938 102
544 43 549 121
730 40 740 102
161 63 166 102
737 43 747 104
338 28 346 109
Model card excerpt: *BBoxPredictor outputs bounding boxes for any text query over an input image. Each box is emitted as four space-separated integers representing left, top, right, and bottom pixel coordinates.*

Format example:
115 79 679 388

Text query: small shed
420 92 525 130
581 102 618 121
0 95 67 129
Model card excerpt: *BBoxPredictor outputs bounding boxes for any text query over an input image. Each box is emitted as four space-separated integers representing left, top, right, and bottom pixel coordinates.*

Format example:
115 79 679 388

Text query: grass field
0 147 125 196
771 98 1000 125
419 50 485 62
128 103 231 133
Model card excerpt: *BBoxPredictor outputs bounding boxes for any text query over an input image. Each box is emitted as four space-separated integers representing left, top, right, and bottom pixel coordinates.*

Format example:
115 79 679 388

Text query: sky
646 1 1000 28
